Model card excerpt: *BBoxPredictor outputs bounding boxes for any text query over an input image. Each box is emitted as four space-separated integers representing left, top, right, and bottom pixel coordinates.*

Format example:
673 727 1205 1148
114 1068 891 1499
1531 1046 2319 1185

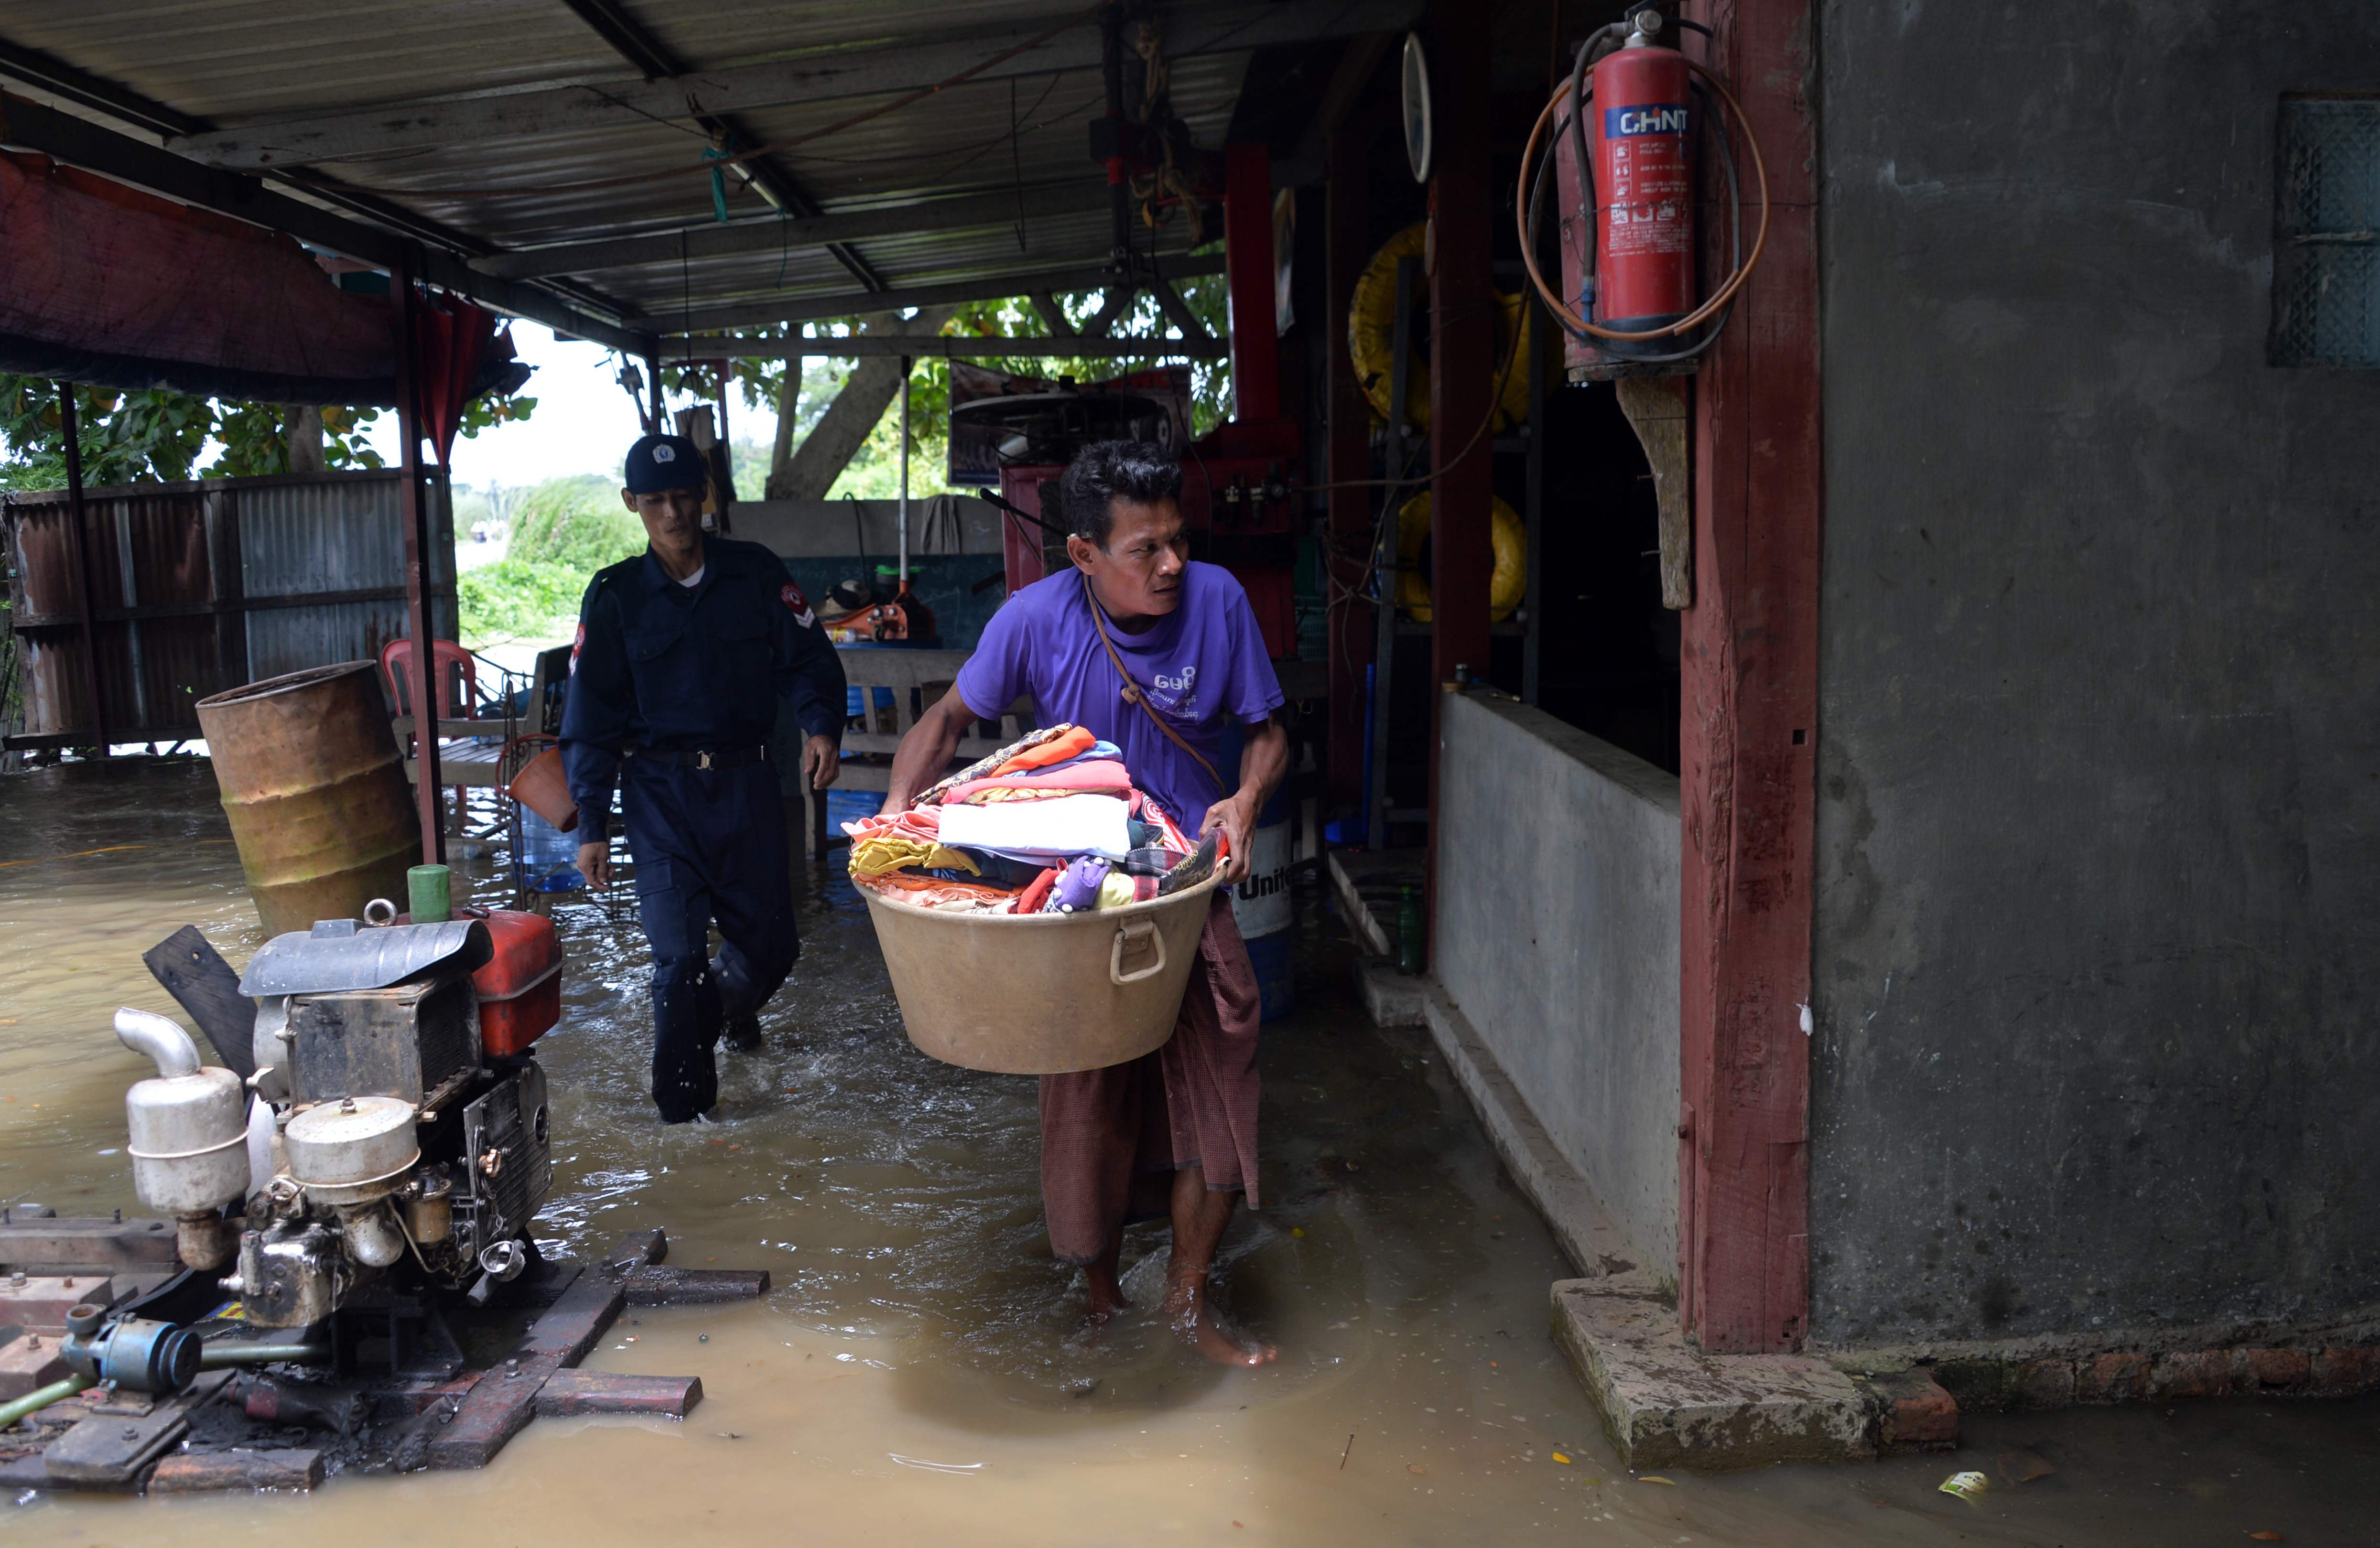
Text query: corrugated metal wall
3 469 454 748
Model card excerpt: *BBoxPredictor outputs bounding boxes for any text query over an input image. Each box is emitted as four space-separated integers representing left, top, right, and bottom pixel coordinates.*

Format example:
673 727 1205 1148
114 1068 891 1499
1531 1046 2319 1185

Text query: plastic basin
859 872 1222 1075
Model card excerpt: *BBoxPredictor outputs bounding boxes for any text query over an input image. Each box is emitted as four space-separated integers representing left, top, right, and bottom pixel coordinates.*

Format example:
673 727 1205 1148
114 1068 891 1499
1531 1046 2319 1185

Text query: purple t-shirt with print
955 562 1284 831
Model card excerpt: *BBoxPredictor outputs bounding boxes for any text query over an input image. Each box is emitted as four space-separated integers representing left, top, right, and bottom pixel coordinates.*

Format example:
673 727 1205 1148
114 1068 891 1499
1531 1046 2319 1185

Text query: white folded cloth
934 793 1132 860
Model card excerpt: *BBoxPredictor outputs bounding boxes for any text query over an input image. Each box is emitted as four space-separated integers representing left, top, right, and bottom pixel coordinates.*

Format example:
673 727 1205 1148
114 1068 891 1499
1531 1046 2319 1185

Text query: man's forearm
882 697 970 810
1235 720 1289 814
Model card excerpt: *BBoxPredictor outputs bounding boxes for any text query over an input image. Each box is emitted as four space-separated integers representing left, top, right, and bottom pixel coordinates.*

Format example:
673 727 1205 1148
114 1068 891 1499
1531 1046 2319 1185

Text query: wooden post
56 385 108 756
1323 115 1376 813
1424 0 1494 947
1675 0 1822 1354
391 252 446 865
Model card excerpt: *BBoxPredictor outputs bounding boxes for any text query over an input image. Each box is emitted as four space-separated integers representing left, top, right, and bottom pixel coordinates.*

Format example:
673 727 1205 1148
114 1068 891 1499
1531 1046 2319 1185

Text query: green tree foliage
0 378 391 490
0 374 533 493
699 272 1232 502
456 474 644 647
508 474 642 571
455 559 588 647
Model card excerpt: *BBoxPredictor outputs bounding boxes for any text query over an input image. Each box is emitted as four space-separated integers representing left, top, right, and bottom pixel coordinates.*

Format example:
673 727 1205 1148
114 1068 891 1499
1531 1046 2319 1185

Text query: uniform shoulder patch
780 581 816 629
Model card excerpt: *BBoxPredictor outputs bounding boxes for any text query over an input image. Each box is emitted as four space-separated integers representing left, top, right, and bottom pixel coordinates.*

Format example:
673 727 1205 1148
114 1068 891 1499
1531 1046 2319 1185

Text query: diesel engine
118 909 562 1328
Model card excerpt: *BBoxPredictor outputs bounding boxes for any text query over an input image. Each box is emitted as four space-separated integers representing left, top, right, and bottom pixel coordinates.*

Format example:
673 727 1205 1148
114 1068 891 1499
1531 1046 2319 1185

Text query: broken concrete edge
1353 957 1425 1028
1552 1273 1878 1473
1828 1339 2380 1415
1558 1282 2380 1473
1414 978 1663 1290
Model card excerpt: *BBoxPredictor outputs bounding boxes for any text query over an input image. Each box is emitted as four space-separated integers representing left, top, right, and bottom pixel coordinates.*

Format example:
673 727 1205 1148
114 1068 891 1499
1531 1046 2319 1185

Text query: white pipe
115 1007 200 1078
898 355 911 589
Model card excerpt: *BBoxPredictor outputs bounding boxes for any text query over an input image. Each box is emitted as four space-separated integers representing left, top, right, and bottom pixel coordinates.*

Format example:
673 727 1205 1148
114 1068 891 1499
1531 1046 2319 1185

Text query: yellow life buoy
1394 492 1527 624
1348 222 1536 435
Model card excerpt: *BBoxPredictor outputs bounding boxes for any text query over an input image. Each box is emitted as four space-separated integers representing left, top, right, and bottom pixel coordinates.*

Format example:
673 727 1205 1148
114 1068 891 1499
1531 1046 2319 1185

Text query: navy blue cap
624 433 706 494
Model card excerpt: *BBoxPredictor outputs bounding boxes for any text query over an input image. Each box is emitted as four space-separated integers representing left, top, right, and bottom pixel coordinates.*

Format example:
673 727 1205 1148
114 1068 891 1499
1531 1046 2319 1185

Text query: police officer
561 433 847 1123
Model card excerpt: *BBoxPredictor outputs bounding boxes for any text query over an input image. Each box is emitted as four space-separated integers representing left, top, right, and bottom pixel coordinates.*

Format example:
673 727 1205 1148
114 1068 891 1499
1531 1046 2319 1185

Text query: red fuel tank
1590 36 1695 351
472 908 562 1056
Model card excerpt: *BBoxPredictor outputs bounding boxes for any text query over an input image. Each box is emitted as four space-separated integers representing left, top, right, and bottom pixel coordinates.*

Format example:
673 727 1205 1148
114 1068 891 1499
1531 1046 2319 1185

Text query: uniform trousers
620 755 797 1122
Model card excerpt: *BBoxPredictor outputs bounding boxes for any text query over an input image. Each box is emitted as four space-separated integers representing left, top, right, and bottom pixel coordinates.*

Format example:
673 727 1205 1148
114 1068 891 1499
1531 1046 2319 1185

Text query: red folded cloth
945 760 1135 805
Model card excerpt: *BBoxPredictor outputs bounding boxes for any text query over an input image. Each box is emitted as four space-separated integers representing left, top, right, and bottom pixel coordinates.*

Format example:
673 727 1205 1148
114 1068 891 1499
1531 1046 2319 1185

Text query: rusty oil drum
195 661 420 936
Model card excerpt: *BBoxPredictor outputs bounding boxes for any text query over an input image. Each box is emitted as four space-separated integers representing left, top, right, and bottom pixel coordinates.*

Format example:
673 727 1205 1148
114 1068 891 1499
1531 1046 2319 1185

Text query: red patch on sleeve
781 581 816 628
569 622 584 674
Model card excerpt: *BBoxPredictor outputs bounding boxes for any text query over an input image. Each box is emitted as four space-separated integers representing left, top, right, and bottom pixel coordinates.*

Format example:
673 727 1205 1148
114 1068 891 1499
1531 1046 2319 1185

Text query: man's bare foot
1085 1231 1129 1326
1165 1274 1277 1367
1086 1273 1130 1325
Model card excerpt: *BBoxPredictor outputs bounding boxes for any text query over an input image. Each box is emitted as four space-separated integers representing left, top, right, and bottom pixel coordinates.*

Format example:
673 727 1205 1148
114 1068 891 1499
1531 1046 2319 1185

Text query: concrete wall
732 496 1001 559
1812 1 2380 1345
1436 693 1680 1273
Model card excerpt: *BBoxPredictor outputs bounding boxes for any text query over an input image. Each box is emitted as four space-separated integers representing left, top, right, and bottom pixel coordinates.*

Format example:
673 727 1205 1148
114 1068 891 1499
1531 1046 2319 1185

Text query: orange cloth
857 872 1015 901
993 724 1095 775
1014 866 1061 915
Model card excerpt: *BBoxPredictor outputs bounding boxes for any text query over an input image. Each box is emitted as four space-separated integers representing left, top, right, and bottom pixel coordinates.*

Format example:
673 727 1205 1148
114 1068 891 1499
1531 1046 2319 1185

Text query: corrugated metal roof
2 0 1299 333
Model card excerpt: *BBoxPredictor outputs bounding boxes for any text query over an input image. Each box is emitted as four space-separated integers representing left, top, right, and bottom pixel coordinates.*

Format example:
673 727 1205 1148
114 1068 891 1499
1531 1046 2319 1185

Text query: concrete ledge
1354 958 1425 1027
1417 980 1643 1280
1816 1301 2380 1412
1554 1275 1877 1472
1325 848 1422 959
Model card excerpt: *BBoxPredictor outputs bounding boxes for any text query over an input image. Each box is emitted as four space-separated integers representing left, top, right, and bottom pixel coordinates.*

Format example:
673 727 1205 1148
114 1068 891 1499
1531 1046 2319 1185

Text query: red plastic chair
383 638 479 820
381 637 477 720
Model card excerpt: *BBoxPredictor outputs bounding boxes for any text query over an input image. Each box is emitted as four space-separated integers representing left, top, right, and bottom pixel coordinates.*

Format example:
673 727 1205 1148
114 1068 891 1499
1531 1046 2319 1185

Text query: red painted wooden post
1324 118 1376 812
1676 0 1823 1353
391 252 447 866
1426 0 1496 952
1222 142 1280 424
56 385 108 757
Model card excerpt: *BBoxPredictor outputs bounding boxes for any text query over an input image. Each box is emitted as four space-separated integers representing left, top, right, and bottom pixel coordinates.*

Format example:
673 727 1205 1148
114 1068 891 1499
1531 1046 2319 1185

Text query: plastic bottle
1395 886 1425 976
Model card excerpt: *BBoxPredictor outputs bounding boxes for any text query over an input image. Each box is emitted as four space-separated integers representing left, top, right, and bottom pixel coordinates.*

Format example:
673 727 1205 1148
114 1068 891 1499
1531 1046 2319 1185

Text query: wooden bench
805 646 1031 860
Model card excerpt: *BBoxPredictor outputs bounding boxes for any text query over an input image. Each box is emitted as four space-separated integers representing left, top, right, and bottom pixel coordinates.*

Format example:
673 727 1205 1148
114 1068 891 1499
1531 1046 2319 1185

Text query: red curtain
411 298 497 467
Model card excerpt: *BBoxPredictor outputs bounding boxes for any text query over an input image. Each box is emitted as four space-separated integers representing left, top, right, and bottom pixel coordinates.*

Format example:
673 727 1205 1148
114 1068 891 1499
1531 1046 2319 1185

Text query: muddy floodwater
4 759 2377 1545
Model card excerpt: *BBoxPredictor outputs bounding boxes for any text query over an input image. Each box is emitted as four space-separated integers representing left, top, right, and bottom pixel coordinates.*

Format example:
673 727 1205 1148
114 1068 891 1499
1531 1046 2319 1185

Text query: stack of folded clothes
843 723 1195 913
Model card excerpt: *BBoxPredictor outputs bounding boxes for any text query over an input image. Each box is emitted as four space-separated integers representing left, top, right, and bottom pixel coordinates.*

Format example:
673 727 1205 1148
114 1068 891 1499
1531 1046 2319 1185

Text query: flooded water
5 758 2377 1545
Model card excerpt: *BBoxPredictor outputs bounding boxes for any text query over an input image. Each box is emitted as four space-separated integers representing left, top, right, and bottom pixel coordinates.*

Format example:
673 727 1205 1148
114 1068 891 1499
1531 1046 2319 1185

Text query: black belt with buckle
627 744 768 771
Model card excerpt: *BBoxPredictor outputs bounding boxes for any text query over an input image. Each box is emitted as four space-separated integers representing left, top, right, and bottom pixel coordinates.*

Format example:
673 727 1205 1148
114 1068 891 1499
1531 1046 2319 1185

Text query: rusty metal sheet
4 470 443 747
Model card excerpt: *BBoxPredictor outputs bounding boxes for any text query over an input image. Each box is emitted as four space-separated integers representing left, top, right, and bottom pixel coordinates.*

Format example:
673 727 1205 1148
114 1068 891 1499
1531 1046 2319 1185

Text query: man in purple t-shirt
883 441 1287 1366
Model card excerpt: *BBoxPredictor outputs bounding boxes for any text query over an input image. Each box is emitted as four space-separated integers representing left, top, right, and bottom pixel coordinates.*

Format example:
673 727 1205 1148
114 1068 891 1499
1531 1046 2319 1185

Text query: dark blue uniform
561 536 845 1122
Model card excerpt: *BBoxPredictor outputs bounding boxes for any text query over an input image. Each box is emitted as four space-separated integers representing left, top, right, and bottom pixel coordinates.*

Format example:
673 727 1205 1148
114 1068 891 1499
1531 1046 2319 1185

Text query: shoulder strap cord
1081 571 1224 790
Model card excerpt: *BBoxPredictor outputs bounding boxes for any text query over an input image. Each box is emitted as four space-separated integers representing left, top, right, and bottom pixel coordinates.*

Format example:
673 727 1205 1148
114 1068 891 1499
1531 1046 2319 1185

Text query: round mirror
1401 33 1433 183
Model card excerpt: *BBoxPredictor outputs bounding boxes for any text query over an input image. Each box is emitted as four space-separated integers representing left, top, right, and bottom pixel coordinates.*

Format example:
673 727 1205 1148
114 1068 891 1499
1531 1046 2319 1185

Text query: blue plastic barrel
1218 720 1295 1022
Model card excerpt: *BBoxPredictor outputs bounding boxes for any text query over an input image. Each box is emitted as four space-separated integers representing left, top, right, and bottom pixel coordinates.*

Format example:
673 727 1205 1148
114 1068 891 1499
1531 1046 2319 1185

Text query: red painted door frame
1676 0 1822 1353
1425 0 1496 954
1222 143 1281 425
1323 117 1377 813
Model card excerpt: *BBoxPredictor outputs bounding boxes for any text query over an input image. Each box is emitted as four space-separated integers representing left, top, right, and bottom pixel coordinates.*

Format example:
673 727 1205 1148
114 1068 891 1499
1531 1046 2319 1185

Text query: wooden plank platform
535 1371 702 1418
624 1265 768 1305
149 1449 325 1492
422 1228 666 1470
0 1215 182 1276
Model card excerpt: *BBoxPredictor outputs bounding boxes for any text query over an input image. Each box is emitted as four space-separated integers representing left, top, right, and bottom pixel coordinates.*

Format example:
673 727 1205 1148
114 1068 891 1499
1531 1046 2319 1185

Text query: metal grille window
2273 97 2380 367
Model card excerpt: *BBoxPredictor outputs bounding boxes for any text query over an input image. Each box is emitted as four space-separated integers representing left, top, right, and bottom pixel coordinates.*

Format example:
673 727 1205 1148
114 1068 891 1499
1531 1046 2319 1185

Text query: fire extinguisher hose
1515 52 1771 345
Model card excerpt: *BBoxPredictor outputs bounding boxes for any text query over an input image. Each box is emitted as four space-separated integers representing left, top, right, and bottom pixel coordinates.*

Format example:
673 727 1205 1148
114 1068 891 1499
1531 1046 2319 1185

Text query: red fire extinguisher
1590 25 1695 350
1517 7 1771 374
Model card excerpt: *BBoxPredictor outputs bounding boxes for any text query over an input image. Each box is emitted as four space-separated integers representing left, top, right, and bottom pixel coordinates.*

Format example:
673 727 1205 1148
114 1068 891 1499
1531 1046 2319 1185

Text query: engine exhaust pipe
116 1007 201 1078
